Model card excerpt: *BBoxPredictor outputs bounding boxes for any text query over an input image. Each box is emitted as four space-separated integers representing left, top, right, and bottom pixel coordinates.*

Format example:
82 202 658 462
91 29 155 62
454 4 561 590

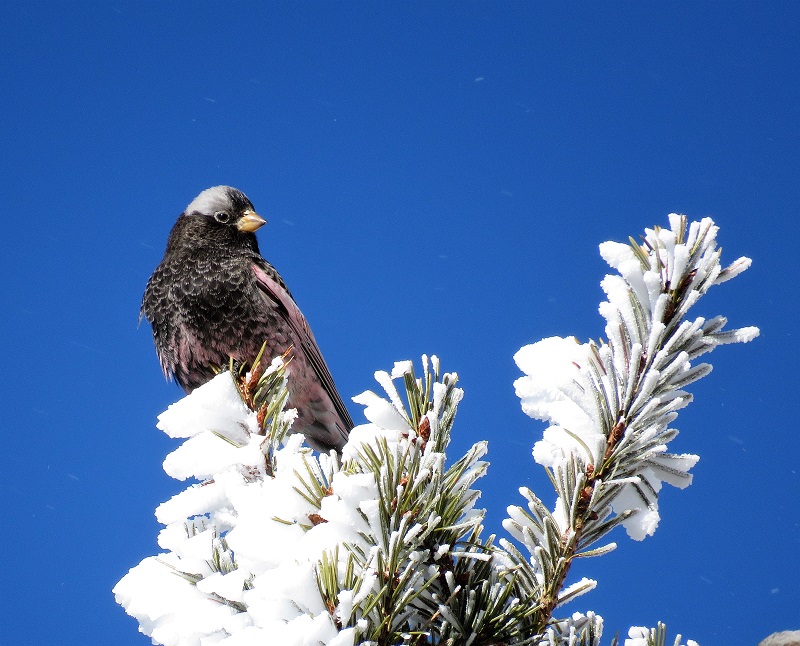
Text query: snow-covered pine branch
115 356 536 645
509 214 757 643
115 214 757 645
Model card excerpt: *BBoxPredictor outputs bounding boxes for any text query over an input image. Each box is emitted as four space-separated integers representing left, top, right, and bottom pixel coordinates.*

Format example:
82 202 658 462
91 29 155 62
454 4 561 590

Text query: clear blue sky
2 3 797 644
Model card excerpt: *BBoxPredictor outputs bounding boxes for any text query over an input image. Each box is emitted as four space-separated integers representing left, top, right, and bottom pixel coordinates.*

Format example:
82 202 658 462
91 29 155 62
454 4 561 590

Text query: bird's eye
214 211 231 224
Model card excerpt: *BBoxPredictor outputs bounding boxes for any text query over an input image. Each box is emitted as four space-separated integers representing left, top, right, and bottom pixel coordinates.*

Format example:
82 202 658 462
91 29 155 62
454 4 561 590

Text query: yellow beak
237 210 267 233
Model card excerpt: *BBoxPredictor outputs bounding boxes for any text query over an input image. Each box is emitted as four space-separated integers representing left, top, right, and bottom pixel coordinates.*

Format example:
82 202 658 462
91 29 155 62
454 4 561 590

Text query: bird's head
185 186 266 234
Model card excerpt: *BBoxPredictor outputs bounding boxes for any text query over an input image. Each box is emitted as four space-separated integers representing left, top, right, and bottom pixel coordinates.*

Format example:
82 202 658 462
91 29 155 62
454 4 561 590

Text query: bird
141 185 352 452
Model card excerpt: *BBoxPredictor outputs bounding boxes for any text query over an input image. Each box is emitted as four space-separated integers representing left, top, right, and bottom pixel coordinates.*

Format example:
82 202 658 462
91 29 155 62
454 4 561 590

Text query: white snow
117 215 758 645
157 373 256 441
116 358 482 646
513 215 758 542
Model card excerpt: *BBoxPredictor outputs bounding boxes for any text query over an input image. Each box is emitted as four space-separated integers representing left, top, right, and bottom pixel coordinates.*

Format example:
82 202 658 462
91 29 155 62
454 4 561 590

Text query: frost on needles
115 214 758 646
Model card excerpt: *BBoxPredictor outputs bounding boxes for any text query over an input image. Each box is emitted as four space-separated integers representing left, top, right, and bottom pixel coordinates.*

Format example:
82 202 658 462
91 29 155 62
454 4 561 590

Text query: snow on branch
116 214 757 645
115 357 542 645
512 214 757 547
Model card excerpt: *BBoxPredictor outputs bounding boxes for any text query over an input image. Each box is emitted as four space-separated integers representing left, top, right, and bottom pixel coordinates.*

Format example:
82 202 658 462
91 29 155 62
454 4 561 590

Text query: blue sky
2 3 797 644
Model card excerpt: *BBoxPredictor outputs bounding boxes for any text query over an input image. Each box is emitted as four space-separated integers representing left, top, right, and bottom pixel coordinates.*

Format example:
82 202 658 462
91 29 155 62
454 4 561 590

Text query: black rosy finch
141 186 352 452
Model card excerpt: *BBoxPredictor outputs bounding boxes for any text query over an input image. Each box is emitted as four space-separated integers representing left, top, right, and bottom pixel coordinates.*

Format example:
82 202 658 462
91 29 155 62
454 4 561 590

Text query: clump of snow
514 336 606 468
156 372 256 442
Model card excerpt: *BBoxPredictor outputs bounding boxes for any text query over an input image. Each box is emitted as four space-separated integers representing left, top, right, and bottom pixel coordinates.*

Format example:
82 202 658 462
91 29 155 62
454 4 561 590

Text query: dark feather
142 186 352 452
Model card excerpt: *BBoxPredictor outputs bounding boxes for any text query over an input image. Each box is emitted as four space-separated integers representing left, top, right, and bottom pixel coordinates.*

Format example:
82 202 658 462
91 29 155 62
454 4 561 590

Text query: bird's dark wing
250 261 353 430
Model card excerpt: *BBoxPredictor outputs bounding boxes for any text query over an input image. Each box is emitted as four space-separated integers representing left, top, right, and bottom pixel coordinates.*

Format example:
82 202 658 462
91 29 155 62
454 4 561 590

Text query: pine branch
511 214 758 639
115 214 756 646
